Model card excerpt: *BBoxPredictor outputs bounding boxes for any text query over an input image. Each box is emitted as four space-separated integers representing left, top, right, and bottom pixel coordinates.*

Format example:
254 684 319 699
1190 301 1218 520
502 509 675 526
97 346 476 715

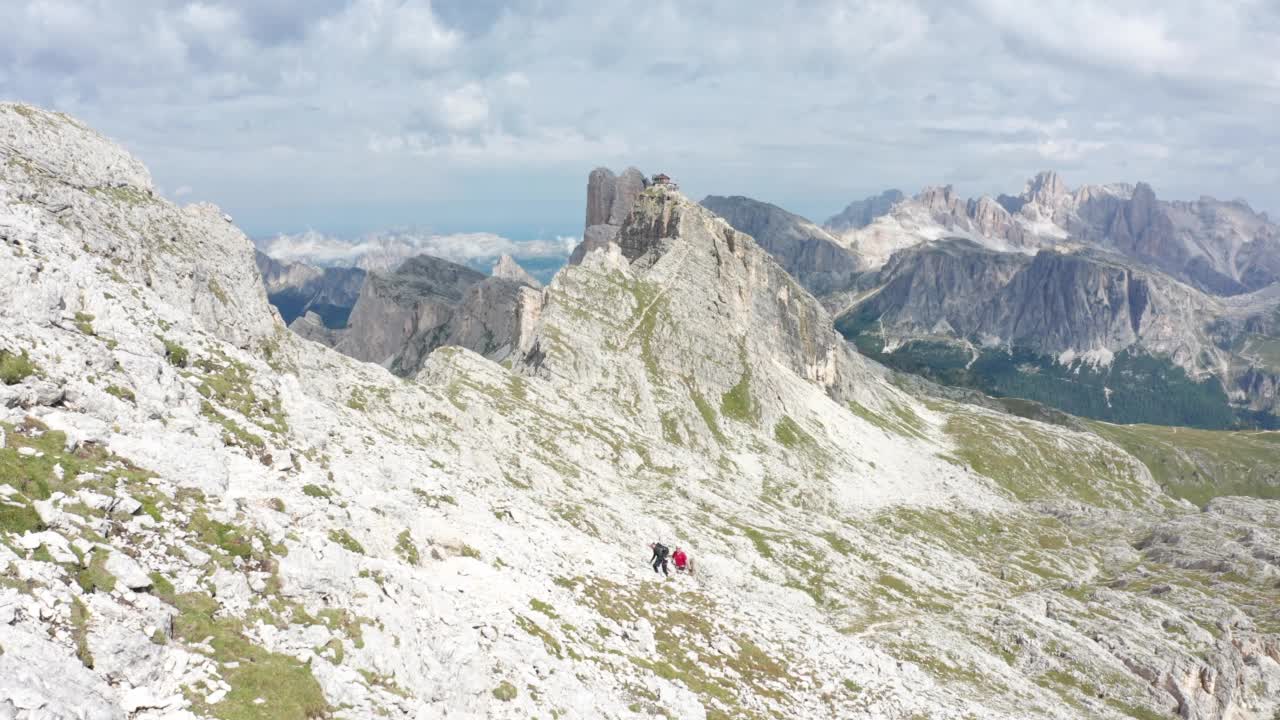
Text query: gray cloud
1 0 1276 241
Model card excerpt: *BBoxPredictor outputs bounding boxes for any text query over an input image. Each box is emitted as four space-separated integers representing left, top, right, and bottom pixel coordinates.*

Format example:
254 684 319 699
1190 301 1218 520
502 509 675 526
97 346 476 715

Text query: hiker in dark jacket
649 542 670 576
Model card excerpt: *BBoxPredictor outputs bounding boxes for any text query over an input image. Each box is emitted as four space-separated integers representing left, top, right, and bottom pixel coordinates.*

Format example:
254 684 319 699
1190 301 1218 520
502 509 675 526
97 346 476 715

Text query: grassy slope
1088 421 1280 506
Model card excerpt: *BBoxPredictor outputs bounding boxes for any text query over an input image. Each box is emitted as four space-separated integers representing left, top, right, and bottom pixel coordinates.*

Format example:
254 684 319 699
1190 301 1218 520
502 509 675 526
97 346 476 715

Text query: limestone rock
491 254 541 289
702 194 863 295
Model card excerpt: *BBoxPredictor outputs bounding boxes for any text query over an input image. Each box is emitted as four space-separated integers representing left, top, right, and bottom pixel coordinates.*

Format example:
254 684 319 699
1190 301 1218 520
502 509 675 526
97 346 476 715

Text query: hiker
672 547 693 575
649 542 670 576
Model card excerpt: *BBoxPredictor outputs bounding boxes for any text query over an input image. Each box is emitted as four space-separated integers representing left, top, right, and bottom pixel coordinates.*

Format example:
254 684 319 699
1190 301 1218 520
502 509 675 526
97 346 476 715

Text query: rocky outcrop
569 166 647 265
322 253 543 374
491 253 541 288
255 250 366 328
701 195 863 295
824 189 904 232
335 255 485 366
287 310 345 347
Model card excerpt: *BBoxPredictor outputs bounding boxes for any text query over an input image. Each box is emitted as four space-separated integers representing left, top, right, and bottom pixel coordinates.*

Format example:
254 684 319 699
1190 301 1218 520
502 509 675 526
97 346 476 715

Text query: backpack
653 543 669 559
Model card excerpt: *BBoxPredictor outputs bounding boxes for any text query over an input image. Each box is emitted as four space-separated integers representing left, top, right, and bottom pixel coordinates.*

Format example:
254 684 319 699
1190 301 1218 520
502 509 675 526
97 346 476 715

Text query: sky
2 0 1279 266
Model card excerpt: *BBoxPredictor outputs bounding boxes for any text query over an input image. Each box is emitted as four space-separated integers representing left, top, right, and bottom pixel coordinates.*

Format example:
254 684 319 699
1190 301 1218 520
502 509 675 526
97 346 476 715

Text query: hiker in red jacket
672 547 692 574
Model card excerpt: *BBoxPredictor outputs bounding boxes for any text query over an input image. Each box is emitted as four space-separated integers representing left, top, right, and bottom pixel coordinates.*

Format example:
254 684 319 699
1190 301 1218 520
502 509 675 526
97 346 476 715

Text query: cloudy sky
3 0 1278 261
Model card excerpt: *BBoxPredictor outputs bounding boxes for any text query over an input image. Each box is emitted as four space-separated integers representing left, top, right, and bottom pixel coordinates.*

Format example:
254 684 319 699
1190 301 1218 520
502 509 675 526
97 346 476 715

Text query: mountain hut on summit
651 172 677 189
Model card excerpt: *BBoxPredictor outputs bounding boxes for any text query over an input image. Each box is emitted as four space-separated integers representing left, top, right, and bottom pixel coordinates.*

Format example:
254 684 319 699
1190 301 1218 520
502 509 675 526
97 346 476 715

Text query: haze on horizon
2 0 1277 265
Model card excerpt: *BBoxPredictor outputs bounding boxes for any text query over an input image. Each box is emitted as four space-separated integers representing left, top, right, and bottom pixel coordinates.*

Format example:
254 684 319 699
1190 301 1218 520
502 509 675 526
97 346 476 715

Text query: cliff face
255 250 365 328
701 195 863 295
310 253 541 374
568 166 648 265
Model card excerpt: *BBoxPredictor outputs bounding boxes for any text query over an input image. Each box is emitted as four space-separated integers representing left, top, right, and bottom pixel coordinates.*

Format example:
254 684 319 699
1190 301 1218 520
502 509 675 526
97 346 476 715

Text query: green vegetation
172 590 329 720
840 327 1260 429
0 503 43 535
773 416 814 448
162 339 189 368
0 350 37 385
491 681 518 702
689 386 726 444
346 388 367 411
71 597 93 668
302 484 333 500
73 312 96 336
720 344 759 425
328 529 365 555
395 530 420 565
560 576 800 717
201 401 265 452
943 406 1150 508
530 598 559 619
515 614 563 657
194 353 287 435
104 385 135 403
1090 421 1280 506
75 550 117 594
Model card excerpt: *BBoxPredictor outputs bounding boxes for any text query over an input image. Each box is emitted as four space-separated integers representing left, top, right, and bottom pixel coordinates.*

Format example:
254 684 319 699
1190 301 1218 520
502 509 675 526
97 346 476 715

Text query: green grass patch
328 529 365 555
71 597 93 668
0 350 37 385
774 415 815 448
162 339 189 368
105 385 135 403
302 484 332 500
1089 421 1280 506
73 312 96 336
395 530 420 565
491 681 518 702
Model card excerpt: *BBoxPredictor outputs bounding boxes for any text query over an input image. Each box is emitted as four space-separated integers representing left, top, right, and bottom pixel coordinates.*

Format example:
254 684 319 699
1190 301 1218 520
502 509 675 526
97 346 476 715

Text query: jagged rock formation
833 171 1280 296
2 104 1279 720
293 252 542 376
823 189 904 232
254 250 365 328
700 195 863 295
334 254 485 365
568 166 647 265
491 252 541 288
837 238 1280 424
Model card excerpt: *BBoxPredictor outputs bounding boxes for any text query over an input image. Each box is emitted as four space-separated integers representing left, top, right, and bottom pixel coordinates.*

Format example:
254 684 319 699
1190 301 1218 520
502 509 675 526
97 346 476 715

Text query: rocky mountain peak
491 253 541 288
1025 170 1068 204
824 188 905 231
570 166 649 265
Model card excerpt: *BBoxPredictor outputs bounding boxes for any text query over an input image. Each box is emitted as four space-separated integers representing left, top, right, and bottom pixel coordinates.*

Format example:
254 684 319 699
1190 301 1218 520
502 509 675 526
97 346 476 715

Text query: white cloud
437 83 490 132
2 0 1276 232
260 229 578 271
173 185 193 197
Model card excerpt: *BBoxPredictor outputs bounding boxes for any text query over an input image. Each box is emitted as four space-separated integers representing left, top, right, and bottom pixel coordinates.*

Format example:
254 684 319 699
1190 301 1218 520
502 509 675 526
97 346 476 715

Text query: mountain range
2 104 1280 720
694 173 1280 429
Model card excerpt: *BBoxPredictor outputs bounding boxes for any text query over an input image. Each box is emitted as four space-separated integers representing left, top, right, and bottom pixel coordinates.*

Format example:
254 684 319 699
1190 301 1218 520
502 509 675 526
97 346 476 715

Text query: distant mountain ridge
701 172 1280 428
254 250 365 328
829 171 1280 296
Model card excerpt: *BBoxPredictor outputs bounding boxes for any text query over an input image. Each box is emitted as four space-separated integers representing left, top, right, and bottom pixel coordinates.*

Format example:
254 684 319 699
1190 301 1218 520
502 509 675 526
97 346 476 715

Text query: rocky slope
254 251 366 329
700 195 862 295
2 103 1279 720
